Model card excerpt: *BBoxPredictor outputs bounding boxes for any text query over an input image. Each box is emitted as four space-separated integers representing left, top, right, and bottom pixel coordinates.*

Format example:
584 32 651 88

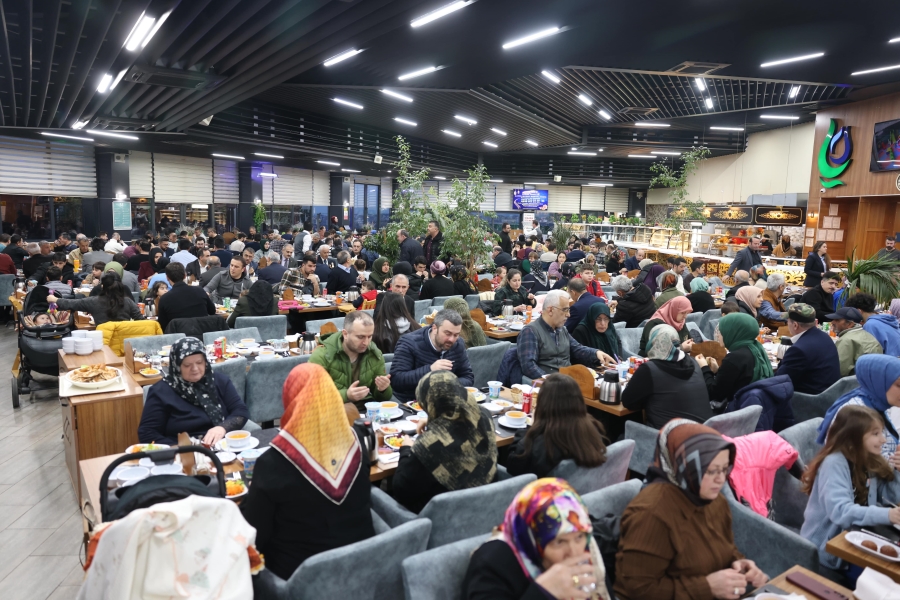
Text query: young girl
800 405 900 576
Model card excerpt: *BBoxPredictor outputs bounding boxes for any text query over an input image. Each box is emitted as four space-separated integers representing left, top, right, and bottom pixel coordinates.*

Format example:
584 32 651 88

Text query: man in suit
623 248 644 272
326 250 357 294
775 303 841 395
374 275 415 318
157 262 216 333
256 251 287 285
397 229 423 265
565 277 605 332
277 244 298 269
185 248 210 281
726 235 765 278
198 256 224 288
314 245 333 282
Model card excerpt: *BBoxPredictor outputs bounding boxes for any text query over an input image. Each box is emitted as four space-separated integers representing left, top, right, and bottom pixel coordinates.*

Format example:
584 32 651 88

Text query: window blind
0 135 97 196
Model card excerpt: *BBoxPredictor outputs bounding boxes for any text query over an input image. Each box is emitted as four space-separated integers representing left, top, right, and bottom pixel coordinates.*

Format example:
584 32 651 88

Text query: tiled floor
0 326 85 599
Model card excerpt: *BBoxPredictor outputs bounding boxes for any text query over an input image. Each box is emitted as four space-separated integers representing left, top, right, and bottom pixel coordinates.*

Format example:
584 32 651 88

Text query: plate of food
405 401 422 411
139 367 161 377
378 424 401 435
67 365 121 389
493 400 513 409
846 531 900 562
465 387 486 401
383 435 404 450
489 326 509 332
126 442 170 454
225 479 248 499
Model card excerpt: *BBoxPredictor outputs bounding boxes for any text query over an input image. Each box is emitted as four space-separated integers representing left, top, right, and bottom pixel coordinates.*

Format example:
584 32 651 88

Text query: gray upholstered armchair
466 341 511 388
548 439 635 495
791 376 858 422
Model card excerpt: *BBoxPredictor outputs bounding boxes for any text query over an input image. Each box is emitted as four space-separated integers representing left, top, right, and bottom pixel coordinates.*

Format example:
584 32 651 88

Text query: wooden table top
58 346 124 370
485 328 520 340
826 530 900 583
761 565 853 599
61 369 144 405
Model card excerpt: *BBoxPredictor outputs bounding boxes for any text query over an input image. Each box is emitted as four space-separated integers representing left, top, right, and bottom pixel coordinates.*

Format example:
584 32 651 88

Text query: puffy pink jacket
724 432 798 517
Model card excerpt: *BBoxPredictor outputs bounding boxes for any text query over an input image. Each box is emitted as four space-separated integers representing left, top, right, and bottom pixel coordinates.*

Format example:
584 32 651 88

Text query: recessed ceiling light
502 27 560 50
760 52 824 68
490 128 507 136
694 78 706 91
71 121 88 130
525 139 539 146
760 114 799 120
568 151 596 156
628 154 657 158
710 126 744 131
333 98 363 109
584 183 613 187
852 63 900 76
212 153 245 159
598 109 612 121
442 129 462 137
123 12 156 51
90 131 139 140
317 160 340 166
323 48 363 67
394 117 417 126
454 115 477 125
705 98 714 109
634 122 670 127
434 176 447 180
97 74 113 93
487 179 503 183
483 141 498 148
381 89 413 102
789 85 800 98
524 182 548 185
141 10 171 49
398 66 436 80
410 1 472 27
254 153 284 159
41 132 94 142
651 151 681 155
259 173 278 178
541 70 560 83
110 69 127 90
578 94 593 106
342 169 360 173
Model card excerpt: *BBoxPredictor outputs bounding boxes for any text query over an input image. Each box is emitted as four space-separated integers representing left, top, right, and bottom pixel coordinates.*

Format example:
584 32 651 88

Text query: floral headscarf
165 338 223 425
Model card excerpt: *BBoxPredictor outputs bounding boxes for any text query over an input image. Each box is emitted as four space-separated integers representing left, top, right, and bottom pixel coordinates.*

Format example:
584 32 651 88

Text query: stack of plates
74 338 94 356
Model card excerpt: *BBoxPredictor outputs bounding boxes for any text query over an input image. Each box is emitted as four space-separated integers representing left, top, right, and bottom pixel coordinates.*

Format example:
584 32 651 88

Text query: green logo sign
818 118 852 188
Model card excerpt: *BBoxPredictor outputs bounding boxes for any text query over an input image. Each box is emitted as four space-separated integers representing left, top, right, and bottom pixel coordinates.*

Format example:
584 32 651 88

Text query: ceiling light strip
410 1 471 28
381 89 413 102
502 27 560 50
398 66 436 80
760 52 824 67
394 117 417 126
324 49 363 67
212 153 244 160
41 132 94 142
254 153 284 159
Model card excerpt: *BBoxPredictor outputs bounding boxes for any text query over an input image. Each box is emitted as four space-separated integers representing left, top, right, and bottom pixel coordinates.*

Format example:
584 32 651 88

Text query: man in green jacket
309 310 392 410
828 307 883 377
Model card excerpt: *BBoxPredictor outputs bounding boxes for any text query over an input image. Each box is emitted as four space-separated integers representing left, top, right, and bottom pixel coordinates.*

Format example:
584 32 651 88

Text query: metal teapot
501 299 515 319
598 370 622 405
298 332 318 355
345 286 360 303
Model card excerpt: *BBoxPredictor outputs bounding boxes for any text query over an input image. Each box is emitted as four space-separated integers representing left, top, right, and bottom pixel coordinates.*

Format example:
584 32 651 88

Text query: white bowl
150 464 184 476
225 431 253 449
116 466 149 485
66 367 121 389
216 451 237 464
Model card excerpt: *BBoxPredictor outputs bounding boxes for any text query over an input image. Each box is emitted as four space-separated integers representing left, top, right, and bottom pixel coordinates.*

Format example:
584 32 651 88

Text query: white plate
313 302 330 307
396 420 418 434
846 531 900 562
214 437 259 452
375 424 403 435
66 367 122 389
482 402 505 413
226 487 249 499
216 451 237 464
139 456 178 468
150 464 184 476
498 415 528 429
381 408 404 420
508 323 524 331
125 443 170 455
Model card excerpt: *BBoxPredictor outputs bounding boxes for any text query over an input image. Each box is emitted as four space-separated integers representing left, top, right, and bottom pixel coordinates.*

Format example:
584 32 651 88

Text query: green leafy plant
649 146 711 251
252 202 267 232
838 249 900 306
551 215 577 247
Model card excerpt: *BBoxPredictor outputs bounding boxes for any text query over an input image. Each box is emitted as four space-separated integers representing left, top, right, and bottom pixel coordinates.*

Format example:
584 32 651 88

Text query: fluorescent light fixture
578 94 593 106
317 160 340 166
890 37 900 43
705 98 714 109
710 126 744 131
41 132 94 142
541 70 560 83
789 85 800 98
584 183 613 187
434 176 447 180
333 98 363 109
394 117 417 126
212 153 245 160
760 52 824 67
487 179 503 183
442 129 462 137
483 141 498 148
123 12 156 51
598 109 612 121
490 128 507 136
877 159 900 163
71 121 88 130
110 69 127 90
141 10 171 49
254 153 284 159
90 131 139 140
410 1 471 27
571 147 577 150
398 66 436 80
524 182 548 185
568 151 597 156
454 115 477 125
381 89 413 102
694 78 706 91
651 151 681 155
342 169 360 173
634 122 670 127
502 27 560 50
323 49 363 67
760 114 799 120
525 139 539 146
259 173 278 178
851 63 900 76
97 73 113 93
628 154 657 158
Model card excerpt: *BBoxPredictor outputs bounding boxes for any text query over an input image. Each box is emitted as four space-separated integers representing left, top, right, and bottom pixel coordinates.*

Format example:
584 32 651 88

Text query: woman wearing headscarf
450 265 478 296
418 260 455 300
654 272 685 308
227 279 278 328
253 238 271 264
392 371 497 513
633 259 666 295
639 296 692 357
146 256 171 291
733 286 763 320
616 420 768 600
137 247 164 281
890 299 900 324
551 262 575 290
138 337 249 446
524 257 550 293
463 478 613 600
696 313 774 408
444 297 487 348
240 363 374 579
622 325 711 429
368 257 392 290
687 277 716 314
572 302 622 359
817 354 900 461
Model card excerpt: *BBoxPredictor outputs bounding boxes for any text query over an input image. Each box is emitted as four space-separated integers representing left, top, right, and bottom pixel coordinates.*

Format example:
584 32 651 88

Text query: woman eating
48 272 143 325
450 265 478 296
733 286 763 320
372 292 420 354
654 273 685 308
696 313 773 408
524 258 551 293
492 268 536 316
687 277 716 314
548 252 567 279
506 374 607 478
392 371 497 513
443 297 487 348
368 257 392 290
616 420 768 599
138 337 249 446
622 325 711 429
240 363 374 580
418 260 455 300
227 279 279 328
639 296 692 357
463 478 613 600
572 303 625 359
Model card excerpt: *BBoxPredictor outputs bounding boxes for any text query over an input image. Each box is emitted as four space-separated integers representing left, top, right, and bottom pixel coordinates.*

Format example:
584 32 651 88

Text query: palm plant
838 248 900 306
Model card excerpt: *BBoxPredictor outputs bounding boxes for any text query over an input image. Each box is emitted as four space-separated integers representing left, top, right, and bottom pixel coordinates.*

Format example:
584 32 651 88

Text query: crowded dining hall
3 1 900 599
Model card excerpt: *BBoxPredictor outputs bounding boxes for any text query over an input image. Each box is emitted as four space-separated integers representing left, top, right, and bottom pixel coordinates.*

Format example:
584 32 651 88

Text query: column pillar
238 163 263 234
329 173 349 228
93 149 131 238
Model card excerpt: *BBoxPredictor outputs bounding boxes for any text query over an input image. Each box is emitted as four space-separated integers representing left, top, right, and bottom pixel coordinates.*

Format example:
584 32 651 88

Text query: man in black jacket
422 221 444 266
726 236 765 278
499 222 513 254
157 262 216 332
397 229 423 265
2 234 28 269
610 276 656 328
725 270 751 298
800 271 841 323
374 276 415 318
491 246 514 269
326 250 357 294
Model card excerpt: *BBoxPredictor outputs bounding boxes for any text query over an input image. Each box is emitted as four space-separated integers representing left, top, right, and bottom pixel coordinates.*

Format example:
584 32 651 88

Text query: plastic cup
365 402 381 419
240 449 264 480
616 362 629 381
488 381 502 399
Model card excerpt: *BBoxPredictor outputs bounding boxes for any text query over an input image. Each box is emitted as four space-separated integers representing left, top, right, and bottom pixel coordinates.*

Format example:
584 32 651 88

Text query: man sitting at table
656 255 688 294
846 292 900 357
157 262 216 332
309 311 392 410
565 277 605 333
775 303 841 395
682 260 705 290
326 250 357 294
169 238 196 267
518 289 617 381
374 273 414 317
255 251 285 285
799 271 841 323
828 306 883 377
759 273 788 330
276 255 320 297
390 309 474 402
725 270 751 298
204 256 252 302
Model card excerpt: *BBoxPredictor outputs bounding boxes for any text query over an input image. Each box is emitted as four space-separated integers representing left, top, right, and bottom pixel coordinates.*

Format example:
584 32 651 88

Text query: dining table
753 565 853 599
826 530 900 583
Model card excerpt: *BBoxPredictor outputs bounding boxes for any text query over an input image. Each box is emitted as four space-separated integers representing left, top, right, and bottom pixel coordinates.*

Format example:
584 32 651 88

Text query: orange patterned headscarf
271 363 362 504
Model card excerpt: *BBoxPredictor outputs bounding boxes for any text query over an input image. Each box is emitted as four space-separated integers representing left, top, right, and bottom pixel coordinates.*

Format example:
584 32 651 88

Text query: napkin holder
123 342 150 373
75 312 91 325
560 364 599 400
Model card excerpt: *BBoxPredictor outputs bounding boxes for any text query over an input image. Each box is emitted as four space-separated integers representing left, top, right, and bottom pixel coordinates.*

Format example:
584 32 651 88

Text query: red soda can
522 389 533 414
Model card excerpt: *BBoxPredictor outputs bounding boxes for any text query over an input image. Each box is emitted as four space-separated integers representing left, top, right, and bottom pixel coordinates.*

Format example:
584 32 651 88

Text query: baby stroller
12 285 75 408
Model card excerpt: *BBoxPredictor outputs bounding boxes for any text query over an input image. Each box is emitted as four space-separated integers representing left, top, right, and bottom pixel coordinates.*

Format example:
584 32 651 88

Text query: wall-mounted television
512 189 549 210
871 118 900 171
